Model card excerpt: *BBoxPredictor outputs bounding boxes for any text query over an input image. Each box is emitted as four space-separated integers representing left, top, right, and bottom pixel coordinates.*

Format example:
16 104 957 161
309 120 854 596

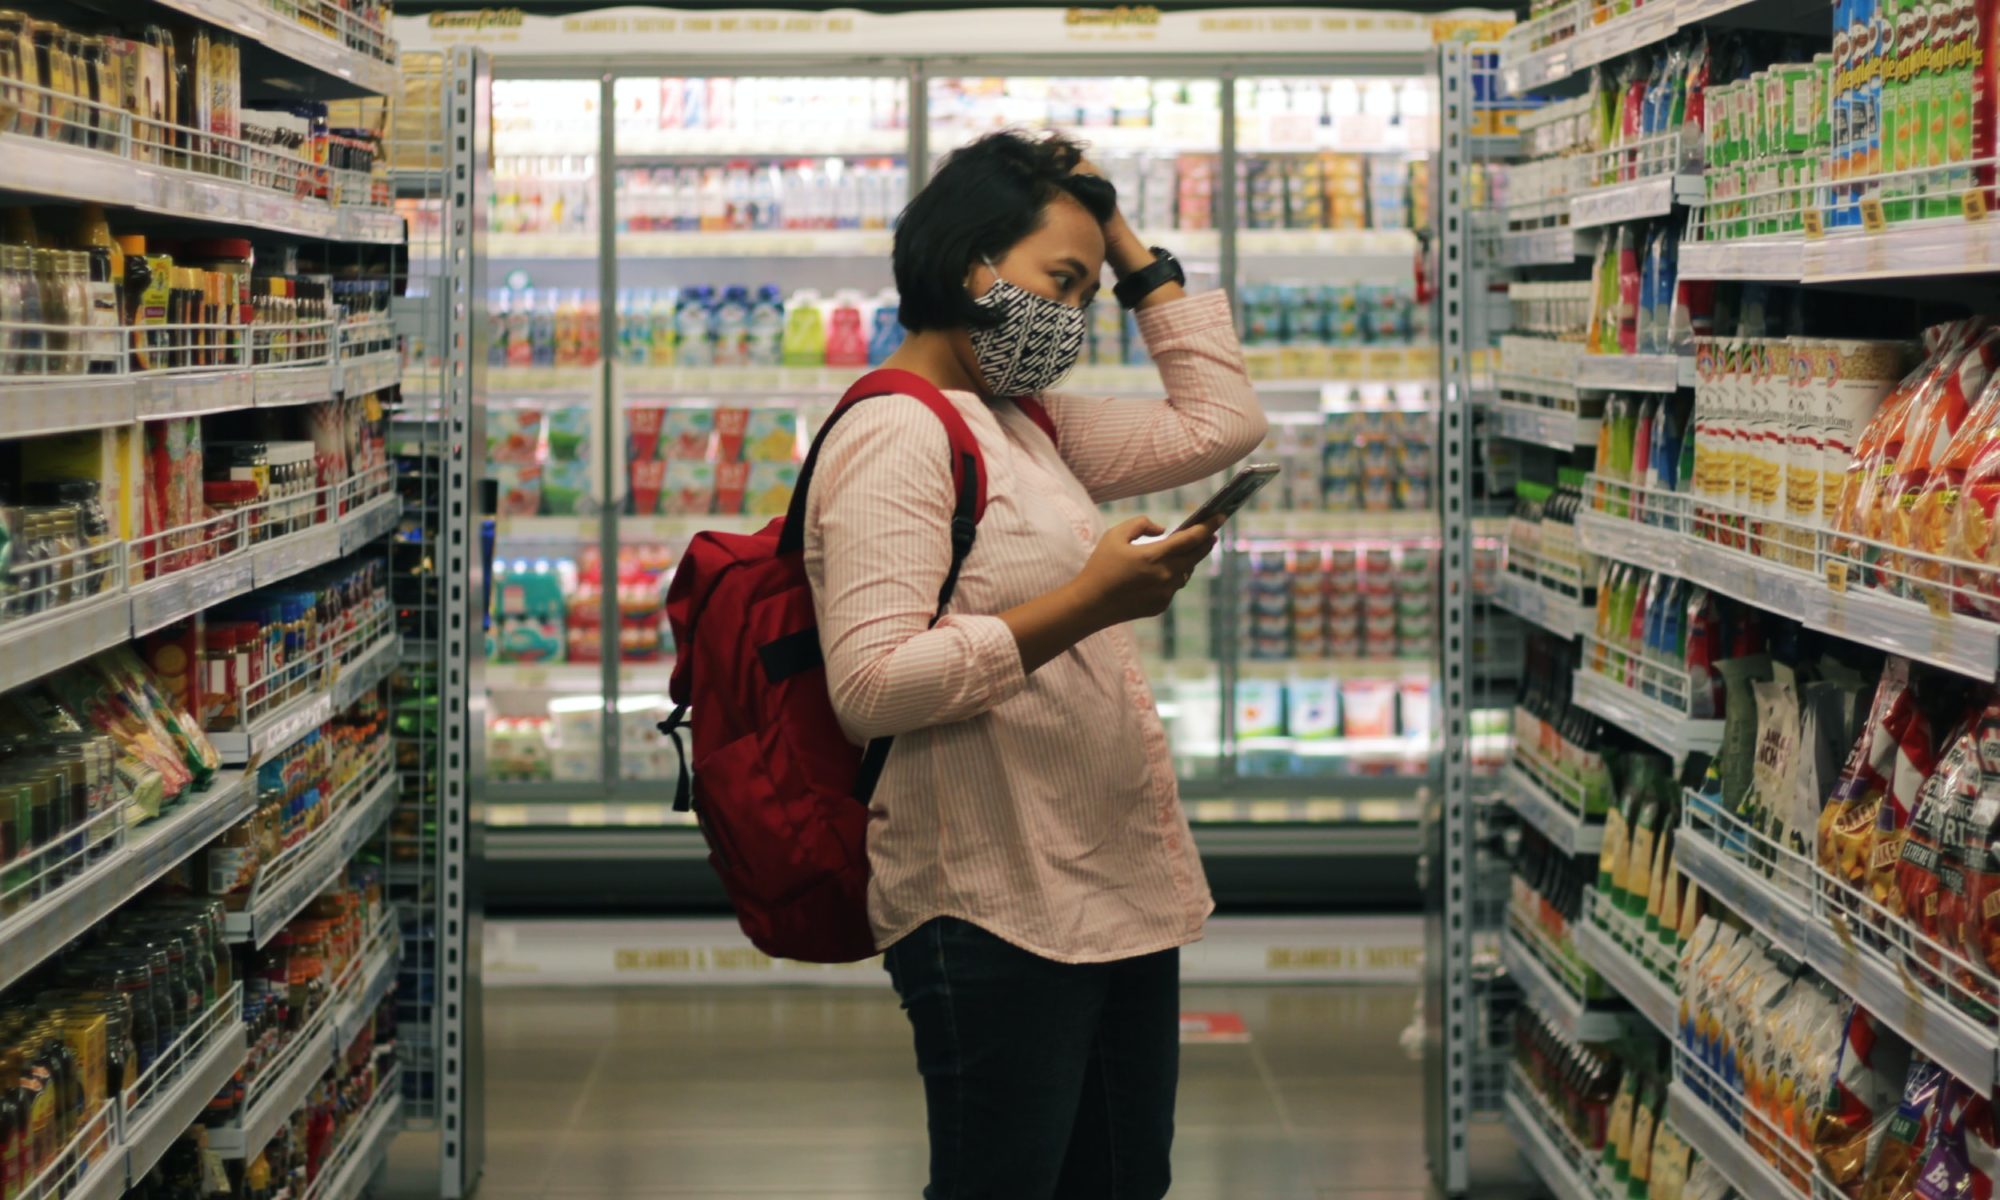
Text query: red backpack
661 369 1054 963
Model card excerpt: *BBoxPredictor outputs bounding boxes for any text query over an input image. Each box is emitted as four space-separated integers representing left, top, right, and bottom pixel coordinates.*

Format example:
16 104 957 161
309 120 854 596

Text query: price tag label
1802 209 1825 239
1894 958 1925 1005
1967 190 1989 222
1832 912 1859 952
1926 587 1953 619
1826 560 1850 593
1860 198 1888 232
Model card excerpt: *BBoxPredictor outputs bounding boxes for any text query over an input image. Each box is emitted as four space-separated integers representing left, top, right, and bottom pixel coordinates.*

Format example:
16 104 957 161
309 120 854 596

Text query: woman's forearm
1000 580 1110 674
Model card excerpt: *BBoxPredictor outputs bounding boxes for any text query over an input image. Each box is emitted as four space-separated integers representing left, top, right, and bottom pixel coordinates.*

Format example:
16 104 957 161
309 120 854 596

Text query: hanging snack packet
1831 322 1981 562
1962 707 2000 997
1858 1056 1946 1200
1718 654 1775 819
1906 1082 1999 1200
1685 587 1724 720
1881 327 2000 596
1744 669 1802 839
1787 668 1870 871
1821 660 1922 888
1810 1005 1914 1191
1904 368 2000 603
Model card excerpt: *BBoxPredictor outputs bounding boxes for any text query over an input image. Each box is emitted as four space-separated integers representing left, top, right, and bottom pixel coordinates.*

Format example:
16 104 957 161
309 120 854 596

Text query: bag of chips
1961 709 2000 1001
1906 368 2000 606
1905 1081 1999 1200
1832 322 1984 566
1823 661 1924 889
1810 1005 1914 1193
1859 1056 1946 1200
1883 328 2000 596
1876 714 1977 932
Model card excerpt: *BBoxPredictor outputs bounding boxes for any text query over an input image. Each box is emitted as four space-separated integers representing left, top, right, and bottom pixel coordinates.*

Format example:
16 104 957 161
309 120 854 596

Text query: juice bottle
781 288 826 367
675 286 714 367
649 289 677 366
747 285 785 367
825 290 868 368
712 285 750 367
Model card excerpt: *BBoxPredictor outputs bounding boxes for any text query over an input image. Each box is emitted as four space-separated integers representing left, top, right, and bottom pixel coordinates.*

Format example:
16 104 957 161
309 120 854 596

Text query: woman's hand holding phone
1072 516 1217 626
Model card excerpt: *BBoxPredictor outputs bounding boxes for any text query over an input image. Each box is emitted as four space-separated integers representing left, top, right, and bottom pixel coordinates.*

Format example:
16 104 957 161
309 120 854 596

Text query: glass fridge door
1224 72 1441 817
924 72 1229 786
483 76 615 801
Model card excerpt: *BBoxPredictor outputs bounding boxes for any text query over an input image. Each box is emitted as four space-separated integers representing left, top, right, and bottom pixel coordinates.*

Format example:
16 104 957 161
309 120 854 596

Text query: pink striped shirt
803 290 1267 964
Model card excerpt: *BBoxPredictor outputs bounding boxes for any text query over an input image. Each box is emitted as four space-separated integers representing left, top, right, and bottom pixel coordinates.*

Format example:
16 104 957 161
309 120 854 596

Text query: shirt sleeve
807 394 1029 744
1036 290 1268 504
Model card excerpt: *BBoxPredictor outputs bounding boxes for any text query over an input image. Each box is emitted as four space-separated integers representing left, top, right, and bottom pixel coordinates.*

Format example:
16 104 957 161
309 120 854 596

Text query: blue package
868 304 904 365
1638 228 1661 355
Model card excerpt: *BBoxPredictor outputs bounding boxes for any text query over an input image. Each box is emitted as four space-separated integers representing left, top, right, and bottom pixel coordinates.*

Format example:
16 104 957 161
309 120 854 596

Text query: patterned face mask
967 260 1087 396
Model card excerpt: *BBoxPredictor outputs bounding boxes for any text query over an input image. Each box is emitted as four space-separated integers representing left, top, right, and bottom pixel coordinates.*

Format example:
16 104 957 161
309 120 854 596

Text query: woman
804 129 1267 1199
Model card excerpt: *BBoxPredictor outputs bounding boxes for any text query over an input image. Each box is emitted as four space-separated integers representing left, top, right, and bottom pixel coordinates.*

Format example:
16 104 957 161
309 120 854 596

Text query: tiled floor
448 982 1458 1199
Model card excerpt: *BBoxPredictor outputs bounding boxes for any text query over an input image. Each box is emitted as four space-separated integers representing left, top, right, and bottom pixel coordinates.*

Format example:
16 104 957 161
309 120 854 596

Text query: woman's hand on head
1069 516 1218 627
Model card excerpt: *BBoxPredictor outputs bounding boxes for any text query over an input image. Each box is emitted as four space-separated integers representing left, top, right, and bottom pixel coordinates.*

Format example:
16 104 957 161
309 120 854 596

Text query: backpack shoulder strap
778 369 985 620
1014 395 1058 449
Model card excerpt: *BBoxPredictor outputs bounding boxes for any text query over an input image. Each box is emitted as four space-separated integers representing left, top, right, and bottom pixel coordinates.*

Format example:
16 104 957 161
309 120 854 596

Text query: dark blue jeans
882 917 1180 1200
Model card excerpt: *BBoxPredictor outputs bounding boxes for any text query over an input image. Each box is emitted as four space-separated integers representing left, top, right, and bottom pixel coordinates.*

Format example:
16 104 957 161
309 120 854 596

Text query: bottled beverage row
1 207 392 380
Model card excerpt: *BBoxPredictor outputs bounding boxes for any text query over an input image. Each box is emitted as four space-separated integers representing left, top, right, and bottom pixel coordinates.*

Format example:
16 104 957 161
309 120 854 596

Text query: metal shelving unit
0 13 482 1198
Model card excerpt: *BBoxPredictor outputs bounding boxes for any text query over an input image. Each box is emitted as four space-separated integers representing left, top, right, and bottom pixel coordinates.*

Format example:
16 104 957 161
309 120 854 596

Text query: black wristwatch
1113 246 1185 310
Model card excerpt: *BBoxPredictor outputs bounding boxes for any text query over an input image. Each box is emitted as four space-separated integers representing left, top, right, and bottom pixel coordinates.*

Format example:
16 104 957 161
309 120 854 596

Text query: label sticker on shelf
1826 560 1850 593
1968 190 1990 222
1861 198 1887 233
1803 209 1825 239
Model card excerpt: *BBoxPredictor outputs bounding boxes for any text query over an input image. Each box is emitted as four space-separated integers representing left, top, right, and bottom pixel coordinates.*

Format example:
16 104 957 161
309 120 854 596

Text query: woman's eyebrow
1055 256 1091 277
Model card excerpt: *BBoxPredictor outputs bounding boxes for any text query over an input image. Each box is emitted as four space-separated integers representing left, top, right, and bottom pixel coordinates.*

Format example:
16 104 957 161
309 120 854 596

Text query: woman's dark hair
893 130 1117 332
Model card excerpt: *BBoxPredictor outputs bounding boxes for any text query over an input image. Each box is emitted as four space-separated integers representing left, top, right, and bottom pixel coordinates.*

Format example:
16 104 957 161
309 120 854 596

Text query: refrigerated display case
398 8 1512 912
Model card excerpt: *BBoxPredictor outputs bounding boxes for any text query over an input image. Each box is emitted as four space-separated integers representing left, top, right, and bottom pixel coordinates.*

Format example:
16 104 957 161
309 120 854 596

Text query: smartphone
1175 463 1280 533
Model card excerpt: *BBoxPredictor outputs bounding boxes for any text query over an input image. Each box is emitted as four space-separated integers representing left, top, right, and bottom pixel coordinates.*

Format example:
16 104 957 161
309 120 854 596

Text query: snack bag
1963 707 2000 996
1896 733 1965 965
1821 660 1922 888
1871 712 1976 927
1809 1005 1913 1191
1860 1057 1946 1200
1882 327 2000 595
1905 368 2000 603
1907 1082 1999 1200
1831 322 1982 560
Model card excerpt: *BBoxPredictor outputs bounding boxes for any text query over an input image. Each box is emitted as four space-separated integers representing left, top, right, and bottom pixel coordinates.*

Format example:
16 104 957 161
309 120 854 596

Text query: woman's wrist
1104 218 1155 278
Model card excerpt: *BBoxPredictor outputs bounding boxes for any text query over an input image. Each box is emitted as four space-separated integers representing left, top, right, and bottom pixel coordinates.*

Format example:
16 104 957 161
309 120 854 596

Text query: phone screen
1175 463 1280 533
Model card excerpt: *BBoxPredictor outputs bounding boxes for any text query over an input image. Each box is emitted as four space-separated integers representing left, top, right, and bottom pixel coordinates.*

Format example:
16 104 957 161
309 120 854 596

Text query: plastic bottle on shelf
531 291 558 366
676 287 715 367
747 285 786 367
577 291 601 366
781 289 827 367
699 169 728 231
649 290 678 365
554 291 580 366
507 290 533 367
868 290 904 366
619 290 650 365
750 168 781 230
825 290 868 368
489 289 513 366
712 286 751 367
725 166 753 230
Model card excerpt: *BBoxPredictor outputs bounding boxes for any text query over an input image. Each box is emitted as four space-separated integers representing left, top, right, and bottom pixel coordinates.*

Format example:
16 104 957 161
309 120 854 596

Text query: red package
714 407 749 463
1883 327 2000 595
714 460 749 515
1833 321 1984 561
629 459 665 516
1822 660 1923 887
1889 714 1979 959
1964 715 2000 997
141 618 202 718
628 405 666 463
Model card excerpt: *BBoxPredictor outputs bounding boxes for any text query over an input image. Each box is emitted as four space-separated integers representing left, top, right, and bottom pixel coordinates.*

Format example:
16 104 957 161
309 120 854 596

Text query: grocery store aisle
473 983 1431 1199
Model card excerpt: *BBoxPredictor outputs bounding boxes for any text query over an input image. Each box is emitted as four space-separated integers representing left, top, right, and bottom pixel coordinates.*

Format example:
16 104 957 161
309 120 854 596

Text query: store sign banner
484 916 1421 987
398 5 1499 57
